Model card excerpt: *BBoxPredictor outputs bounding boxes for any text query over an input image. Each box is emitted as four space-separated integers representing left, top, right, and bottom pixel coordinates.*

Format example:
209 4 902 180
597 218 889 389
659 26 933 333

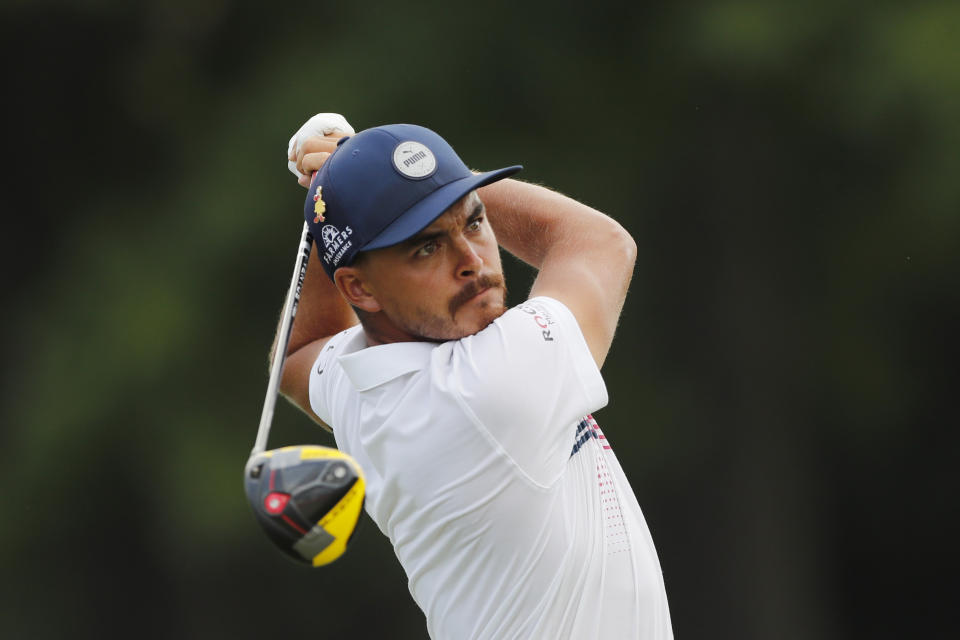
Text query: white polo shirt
309 297 672 640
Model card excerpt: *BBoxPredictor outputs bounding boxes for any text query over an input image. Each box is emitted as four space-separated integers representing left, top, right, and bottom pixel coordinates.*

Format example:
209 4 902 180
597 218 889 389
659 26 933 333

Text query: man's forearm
479 176 637 368
478 178 632 269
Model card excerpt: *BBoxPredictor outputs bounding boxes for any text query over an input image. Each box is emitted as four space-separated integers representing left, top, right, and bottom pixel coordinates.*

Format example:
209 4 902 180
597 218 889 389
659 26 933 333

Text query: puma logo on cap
392 141 437 179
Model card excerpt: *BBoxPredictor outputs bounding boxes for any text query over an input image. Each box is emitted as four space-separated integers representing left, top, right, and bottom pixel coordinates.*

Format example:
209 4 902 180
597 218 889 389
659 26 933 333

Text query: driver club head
244 445 365 567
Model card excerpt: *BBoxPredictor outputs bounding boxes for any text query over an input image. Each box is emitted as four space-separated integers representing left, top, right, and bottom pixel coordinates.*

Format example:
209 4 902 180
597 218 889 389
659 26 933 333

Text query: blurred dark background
2 1 957 638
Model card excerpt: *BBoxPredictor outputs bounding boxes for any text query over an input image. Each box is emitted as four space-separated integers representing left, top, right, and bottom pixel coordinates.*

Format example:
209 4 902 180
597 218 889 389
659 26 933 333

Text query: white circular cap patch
392 141 437 179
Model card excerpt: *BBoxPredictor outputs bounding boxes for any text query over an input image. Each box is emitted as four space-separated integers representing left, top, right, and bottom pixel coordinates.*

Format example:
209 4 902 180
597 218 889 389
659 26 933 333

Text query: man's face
353 191 507 342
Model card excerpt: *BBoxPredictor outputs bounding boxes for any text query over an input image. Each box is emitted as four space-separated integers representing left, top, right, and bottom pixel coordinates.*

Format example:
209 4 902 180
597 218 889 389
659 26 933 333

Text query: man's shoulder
447 295 602 398
315 326 435 393
454 296 582 356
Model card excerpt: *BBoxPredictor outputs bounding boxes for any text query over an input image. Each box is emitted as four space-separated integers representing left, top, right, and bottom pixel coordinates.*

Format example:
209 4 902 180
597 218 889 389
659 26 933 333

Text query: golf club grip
252 220 314 454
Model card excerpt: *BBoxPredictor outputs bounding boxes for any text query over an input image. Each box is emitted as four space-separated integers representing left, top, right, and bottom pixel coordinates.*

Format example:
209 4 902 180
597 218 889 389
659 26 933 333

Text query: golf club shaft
252 220 314 455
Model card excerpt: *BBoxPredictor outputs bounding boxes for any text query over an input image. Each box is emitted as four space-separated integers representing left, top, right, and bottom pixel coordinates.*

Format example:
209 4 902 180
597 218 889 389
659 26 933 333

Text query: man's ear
334 266 382 313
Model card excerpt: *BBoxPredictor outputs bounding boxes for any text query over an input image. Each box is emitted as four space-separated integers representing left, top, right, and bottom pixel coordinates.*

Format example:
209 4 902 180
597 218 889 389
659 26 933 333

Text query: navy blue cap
303 124 522 280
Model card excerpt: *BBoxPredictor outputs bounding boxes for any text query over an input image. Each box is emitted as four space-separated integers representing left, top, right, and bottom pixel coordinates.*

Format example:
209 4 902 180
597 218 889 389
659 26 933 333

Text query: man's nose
454 237 483 278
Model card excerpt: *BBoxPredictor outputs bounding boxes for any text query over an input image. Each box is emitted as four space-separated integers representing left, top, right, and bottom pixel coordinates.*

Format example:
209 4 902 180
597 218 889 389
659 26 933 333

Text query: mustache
448 273 506 316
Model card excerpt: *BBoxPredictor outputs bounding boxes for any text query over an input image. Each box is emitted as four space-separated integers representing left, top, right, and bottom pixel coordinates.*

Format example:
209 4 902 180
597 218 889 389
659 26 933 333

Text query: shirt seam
449 388 558 493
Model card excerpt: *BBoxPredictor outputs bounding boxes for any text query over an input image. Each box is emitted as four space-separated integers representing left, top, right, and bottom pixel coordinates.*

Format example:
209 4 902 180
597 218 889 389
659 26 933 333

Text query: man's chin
407 305 506 343
459 300 507 337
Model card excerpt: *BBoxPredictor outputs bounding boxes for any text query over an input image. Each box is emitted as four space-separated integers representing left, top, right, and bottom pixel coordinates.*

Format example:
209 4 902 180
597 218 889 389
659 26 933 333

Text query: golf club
244 220 365 567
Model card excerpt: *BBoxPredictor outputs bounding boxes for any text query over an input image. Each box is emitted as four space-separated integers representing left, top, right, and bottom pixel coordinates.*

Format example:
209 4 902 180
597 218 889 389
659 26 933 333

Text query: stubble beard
407 274 508 342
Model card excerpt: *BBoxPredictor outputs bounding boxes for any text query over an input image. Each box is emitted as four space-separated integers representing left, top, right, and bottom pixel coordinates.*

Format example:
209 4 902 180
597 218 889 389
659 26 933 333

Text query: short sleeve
308 326 362 426
447 296 608 486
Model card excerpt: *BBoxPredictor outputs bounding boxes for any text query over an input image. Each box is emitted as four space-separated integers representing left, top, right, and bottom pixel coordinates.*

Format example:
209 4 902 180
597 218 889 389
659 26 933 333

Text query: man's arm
276 245 358 427
274 129 359 425
478 179 637 368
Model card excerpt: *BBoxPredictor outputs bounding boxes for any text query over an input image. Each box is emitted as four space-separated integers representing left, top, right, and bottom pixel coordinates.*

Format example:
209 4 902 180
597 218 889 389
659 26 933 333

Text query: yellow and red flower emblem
313 185 326 223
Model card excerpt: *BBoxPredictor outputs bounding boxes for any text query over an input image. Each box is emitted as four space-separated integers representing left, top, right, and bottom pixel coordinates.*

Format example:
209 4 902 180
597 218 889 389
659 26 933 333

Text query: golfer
279 113 673 639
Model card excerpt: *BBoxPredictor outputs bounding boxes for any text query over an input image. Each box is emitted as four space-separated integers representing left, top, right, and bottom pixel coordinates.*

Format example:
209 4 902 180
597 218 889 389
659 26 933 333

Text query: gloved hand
287 113 356 186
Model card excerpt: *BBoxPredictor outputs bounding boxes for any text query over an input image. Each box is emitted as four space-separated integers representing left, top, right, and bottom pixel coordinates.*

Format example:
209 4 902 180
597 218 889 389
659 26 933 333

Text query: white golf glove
286 113 356 179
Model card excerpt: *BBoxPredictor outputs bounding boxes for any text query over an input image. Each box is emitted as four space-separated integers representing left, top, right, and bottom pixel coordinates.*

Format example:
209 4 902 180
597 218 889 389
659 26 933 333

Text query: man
278 113 672 639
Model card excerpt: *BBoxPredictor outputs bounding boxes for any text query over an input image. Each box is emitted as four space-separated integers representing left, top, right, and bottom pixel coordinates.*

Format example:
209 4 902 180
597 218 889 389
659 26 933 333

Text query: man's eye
416 241 438 257
467 217 483 231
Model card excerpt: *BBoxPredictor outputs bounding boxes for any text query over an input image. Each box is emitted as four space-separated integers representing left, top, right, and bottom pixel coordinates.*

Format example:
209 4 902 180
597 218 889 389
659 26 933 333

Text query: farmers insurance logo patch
392 141 437 179
320 224 354 266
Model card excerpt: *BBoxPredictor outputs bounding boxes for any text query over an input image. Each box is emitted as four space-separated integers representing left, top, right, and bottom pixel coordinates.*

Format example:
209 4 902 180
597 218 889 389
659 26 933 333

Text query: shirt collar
337 332 435 392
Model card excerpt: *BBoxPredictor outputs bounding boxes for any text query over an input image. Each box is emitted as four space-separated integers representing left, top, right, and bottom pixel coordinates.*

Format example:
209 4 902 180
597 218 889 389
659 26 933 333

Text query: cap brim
361 165 523 251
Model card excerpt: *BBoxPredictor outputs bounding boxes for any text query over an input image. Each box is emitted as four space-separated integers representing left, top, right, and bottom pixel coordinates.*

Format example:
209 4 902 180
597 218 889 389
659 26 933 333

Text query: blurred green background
2 1 957 638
